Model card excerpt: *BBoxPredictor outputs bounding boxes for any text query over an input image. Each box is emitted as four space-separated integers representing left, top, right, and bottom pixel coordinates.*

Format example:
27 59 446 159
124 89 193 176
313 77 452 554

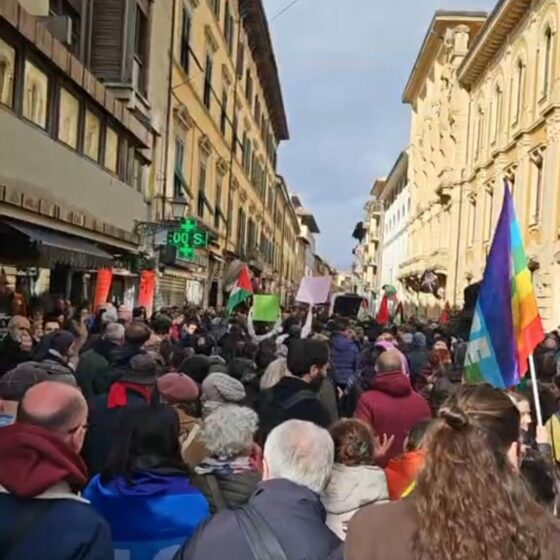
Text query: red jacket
355 370 431 465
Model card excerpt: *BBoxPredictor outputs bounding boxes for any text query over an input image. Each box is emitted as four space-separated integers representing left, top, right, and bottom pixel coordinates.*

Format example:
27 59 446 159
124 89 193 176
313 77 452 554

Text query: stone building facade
382 2 560 328
457 0 560 328
168 0 291 306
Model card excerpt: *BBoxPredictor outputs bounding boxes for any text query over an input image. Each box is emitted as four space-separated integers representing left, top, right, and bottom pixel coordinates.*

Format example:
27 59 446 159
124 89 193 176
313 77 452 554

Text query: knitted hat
157 373 199 403
0 364 48 401
202 372 245 405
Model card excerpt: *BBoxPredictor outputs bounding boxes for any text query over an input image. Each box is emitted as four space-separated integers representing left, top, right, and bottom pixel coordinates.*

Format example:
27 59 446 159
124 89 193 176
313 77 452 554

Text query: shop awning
6 222 114 269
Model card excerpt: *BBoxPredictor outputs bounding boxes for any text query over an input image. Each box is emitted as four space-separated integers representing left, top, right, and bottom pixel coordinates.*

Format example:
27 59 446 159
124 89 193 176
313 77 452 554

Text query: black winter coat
0 335 31 377
175 479 341 560
82 389 150 475
256 377 331 443
193 470 261 513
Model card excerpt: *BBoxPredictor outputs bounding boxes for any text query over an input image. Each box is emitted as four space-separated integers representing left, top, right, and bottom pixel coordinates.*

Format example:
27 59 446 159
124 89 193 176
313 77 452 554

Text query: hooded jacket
0 423 112 560
355 371 431 464
321 464 388 540
330 333 359 386
175 479 341 560
84 467 209 560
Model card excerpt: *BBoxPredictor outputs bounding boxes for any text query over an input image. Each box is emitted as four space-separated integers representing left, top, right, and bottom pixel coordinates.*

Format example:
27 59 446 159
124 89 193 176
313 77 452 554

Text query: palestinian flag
226 265 253 315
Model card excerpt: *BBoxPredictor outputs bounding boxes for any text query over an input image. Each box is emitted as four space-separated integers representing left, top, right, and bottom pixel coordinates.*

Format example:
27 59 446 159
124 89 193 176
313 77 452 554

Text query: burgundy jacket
354 370 431 465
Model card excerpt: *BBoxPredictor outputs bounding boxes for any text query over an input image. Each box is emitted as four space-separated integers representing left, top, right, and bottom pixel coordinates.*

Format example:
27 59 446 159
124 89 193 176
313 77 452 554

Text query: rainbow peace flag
465 182 544 388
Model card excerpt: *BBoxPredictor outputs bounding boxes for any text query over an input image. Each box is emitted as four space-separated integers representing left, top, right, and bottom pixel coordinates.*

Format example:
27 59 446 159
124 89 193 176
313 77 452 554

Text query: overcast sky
263 0 495 270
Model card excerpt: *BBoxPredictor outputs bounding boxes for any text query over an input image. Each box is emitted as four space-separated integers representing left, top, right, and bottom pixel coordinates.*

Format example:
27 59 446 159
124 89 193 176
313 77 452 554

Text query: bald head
376 351 403 374
17 381 87 433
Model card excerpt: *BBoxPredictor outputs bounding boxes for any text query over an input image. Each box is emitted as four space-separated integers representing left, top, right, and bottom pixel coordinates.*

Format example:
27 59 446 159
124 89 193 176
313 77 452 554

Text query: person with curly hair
346 384 560 560
321 419 388 540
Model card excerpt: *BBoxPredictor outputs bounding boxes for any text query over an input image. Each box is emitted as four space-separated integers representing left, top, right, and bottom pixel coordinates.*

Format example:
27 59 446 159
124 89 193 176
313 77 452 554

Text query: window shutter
90 0 125 82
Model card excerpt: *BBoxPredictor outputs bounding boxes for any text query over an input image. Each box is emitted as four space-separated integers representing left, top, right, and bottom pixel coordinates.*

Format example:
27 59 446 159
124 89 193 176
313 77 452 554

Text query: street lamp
170 195 189 222
135 195 191 236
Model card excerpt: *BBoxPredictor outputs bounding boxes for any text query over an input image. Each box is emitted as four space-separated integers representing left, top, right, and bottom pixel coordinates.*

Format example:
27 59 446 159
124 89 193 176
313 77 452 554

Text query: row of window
0 36 144 191
466 149 544 250
178 1 277 179
473 25 555 162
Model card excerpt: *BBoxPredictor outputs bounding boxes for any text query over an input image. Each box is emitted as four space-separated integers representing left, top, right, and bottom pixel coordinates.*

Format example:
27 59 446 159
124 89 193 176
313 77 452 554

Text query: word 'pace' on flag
466 181 544 389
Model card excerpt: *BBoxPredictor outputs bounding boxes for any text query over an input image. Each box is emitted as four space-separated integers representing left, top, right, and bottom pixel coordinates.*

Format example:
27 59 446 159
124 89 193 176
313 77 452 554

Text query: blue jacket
84 469 210 560
330 333 359 386
175 479 341 560
0 492 113 560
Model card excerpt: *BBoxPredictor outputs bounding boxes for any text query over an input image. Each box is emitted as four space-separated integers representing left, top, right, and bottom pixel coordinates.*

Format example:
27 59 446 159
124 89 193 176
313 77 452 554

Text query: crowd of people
1 299 560 559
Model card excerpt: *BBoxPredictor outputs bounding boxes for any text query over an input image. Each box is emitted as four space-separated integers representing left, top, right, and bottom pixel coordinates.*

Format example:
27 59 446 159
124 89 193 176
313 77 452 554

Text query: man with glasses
0 381 112 560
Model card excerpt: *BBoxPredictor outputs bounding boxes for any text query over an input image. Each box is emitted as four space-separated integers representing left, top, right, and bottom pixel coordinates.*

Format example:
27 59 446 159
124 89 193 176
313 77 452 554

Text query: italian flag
226 265 253 315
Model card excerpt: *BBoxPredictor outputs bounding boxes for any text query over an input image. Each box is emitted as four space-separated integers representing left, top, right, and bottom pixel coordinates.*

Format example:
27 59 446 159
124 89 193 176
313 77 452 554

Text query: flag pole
528 353 543 427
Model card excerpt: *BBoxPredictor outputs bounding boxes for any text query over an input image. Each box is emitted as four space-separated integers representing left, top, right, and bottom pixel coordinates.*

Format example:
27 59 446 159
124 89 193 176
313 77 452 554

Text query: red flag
376 294 390 325
439 302 450 325
93 268 113 311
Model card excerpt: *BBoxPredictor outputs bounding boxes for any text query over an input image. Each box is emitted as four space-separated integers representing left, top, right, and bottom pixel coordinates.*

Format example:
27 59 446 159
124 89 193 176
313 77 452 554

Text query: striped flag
465 181 544 388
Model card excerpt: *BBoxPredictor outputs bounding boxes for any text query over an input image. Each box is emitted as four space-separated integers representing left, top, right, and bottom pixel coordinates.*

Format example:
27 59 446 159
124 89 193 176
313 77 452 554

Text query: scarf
108 381 152 409
0 423 88 497
195 455 256 476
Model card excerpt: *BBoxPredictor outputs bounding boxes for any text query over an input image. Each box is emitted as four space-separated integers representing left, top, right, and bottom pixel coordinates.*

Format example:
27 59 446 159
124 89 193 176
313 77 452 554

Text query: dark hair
405 420 431 452
133 306 147 319
151 314 173 335
125 321 151 346
330 419 374 466
287 339 329 377
256 340 276 371
534 349 557 383
101 405 184 484
43 316 61 327
413 384 545 560
33 330 75 361
179 355 210 384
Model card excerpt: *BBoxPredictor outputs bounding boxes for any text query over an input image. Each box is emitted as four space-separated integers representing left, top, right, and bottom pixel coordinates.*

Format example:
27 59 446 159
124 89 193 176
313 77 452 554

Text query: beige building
167 0 290 307
457 0 560 329
399 11 487 320
391 2 560 328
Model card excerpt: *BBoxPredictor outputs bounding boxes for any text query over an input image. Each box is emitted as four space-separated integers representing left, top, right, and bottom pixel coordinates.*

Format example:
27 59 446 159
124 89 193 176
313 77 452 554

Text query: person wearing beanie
0 364 48 427
83 354 158 475
158 372 207 469
0 382 112 559
201 372 246 417
24 330 77 386
406 332 430 382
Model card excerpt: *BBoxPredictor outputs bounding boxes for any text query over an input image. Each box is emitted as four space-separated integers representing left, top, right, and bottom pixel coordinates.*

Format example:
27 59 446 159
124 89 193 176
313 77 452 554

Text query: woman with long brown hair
345 384 560 560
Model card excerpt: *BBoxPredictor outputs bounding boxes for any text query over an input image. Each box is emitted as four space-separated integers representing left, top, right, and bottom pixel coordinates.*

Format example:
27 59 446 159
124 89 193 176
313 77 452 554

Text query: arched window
475 105 485 159
492 84 503 142
543 26 554 97
513 59 525 123
0 61 6 103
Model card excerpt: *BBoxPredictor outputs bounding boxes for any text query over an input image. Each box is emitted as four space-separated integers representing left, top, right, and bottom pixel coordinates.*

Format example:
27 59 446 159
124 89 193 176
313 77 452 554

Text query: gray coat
175 479 341 560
